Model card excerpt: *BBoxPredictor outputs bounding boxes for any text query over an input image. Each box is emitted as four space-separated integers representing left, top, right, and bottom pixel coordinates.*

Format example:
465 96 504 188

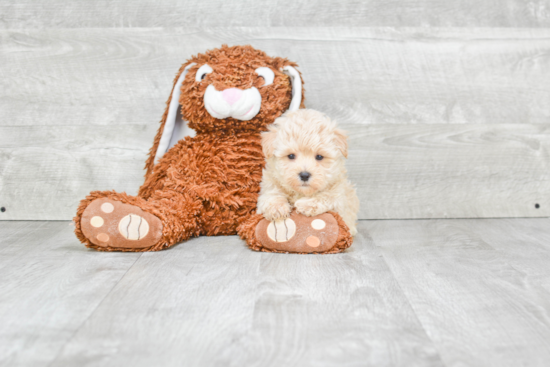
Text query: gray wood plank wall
1 6 549 220
2 1 550 28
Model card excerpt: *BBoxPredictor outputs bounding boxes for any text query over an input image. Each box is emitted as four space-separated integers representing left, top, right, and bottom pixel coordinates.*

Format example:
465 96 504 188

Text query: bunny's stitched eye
255 67 275 86
315 155 324 161
195 64 213 82
288 154 296 160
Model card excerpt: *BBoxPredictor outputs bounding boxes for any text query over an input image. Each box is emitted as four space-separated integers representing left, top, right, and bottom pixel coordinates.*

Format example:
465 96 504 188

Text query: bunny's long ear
144 62 196 177
282 65 304 111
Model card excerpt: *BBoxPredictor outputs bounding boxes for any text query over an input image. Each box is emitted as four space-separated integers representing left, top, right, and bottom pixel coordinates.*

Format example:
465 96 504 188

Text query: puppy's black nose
299 171 311 182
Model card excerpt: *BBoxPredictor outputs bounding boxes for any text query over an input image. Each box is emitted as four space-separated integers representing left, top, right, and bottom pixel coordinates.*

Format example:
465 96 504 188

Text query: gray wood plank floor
1 218 550 367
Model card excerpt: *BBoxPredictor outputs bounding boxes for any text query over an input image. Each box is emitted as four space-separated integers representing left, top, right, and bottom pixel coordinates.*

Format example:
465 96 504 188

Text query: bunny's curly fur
74 45 351 253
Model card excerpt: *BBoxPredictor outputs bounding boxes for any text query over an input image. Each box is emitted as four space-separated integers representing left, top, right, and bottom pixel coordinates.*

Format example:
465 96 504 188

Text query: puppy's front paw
262 201 292 222
294 198 323 217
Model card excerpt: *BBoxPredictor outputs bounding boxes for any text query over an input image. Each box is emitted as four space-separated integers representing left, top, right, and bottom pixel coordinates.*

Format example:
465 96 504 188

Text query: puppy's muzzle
299 171 311 182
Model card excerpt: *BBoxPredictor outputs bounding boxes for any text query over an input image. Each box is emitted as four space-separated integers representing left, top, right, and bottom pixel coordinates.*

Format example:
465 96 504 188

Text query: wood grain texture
366 219 550 367
2 27 550 127
222 231 443 367
0 125 153 220
48 226 442 367
346 123 550 219
1 27 549 220
4 219 550 366
1 123 548 220
1 0 550 28
48 235 262 367
0 221 141 367
454 218 550 292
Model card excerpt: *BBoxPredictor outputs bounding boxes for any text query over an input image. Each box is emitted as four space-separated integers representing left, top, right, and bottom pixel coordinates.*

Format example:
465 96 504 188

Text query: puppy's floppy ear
262 125 279 159
334 128 348 158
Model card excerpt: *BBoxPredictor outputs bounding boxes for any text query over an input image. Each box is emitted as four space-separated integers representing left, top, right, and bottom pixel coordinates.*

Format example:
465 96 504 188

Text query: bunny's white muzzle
204 85 262 121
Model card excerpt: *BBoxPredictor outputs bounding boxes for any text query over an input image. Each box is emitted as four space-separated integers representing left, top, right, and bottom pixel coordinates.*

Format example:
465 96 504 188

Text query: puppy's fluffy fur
257 109 359 236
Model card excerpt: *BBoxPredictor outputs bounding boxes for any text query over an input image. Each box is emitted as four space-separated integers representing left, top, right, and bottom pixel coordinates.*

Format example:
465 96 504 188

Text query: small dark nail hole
535 203 540 209
0 207 5 212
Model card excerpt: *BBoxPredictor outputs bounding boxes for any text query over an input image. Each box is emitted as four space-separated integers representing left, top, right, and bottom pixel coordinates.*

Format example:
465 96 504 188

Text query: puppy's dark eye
315 155 324 161
201 73 207 80
288 154 296 160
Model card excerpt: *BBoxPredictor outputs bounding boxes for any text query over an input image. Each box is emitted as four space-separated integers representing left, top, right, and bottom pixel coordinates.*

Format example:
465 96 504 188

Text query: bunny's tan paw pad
255 211 339 254
81 198 163 249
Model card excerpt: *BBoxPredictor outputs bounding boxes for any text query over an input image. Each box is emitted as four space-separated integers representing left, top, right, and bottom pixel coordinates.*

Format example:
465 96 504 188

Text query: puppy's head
262 109 348 196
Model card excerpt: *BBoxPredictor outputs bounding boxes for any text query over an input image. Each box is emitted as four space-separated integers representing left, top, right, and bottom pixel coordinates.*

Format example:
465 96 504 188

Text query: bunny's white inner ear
282 65 302 111
153 63 196 165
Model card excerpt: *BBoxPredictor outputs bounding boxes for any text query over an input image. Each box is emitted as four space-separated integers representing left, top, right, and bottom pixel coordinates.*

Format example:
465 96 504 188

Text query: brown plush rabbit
74 45 351 253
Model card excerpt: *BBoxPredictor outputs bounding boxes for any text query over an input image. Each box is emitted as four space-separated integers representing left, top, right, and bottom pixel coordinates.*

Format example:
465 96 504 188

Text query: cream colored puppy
257 109 359 236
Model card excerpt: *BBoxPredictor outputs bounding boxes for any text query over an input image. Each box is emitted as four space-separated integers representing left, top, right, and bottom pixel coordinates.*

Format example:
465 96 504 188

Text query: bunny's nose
299 172 311 182
222 88 243 105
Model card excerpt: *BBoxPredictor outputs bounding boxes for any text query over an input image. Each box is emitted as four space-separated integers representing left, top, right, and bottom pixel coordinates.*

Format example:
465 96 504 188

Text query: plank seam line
2 221 49 245
2 217 549 223
358 216 550 221
368 231 450 367
46 252 144 366
470 227 550 292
